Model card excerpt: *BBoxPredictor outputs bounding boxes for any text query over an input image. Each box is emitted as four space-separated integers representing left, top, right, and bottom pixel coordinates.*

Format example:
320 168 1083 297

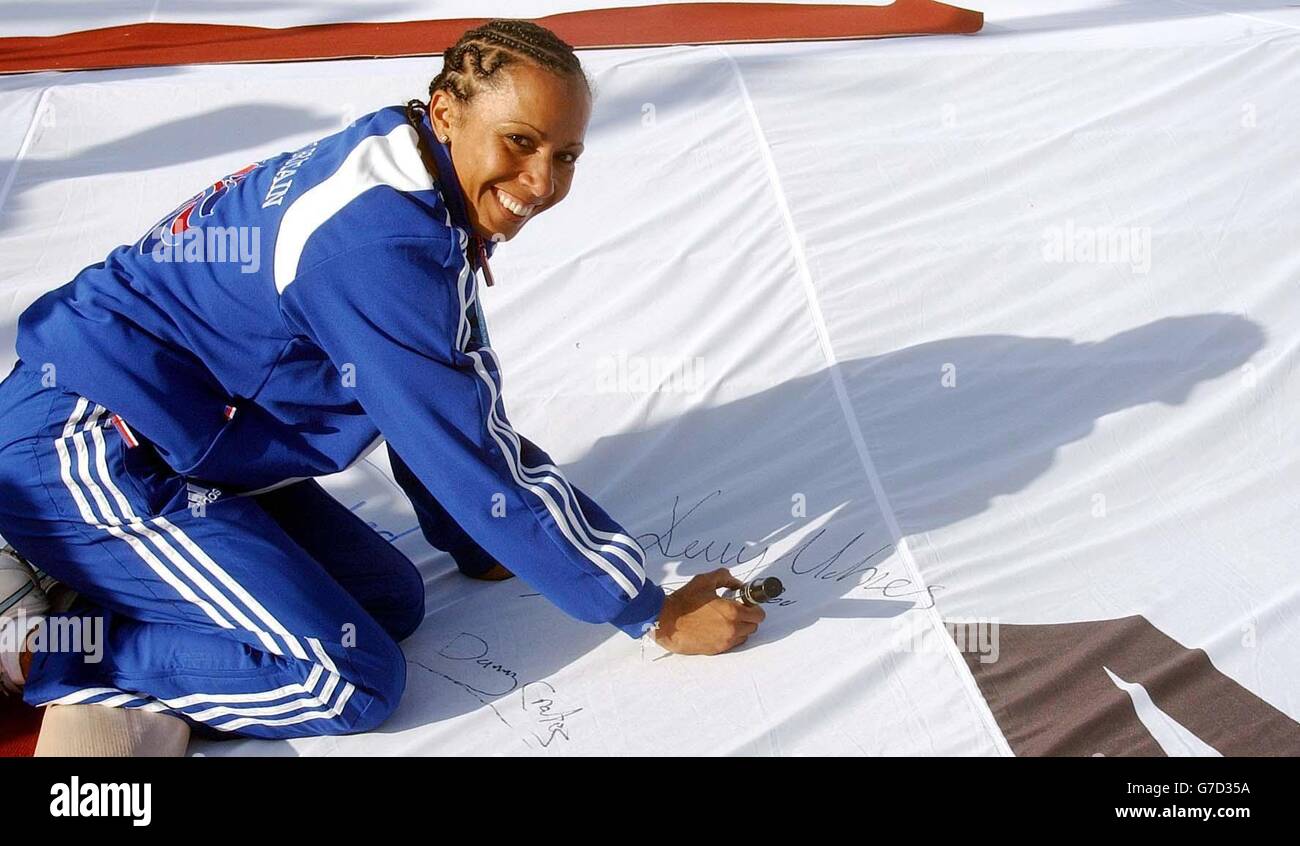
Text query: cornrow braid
429 19 588 103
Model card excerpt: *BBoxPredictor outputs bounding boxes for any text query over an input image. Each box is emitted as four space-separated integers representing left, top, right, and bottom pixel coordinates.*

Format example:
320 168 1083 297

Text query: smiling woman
0 18 764 754
425 21 593 242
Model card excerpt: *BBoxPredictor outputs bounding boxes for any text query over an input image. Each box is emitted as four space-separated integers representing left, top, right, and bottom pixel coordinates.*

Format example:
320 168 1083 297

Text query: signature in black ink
520 681 583 748
409 633 587 751
641 490 940 609
532 489 942 612
636 490 769 572
778 529 939 607
436 632 519 696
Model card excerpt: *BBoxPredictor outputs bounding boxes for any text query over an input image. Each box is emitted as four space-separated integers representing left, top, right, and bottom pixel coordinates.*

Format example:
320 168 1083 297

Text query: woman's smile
431 61 589 242
493 186 537 222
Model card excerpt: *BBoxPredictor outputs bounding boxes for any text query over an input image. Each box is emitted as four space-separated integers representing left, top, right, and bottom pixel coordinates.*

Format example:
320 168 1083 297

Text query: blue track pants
0 361 423 739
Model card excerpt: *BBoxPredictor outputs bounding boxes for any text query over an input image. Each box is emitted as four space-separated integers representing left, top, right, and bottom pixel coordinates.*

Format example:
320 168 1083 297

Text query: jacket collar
418 110 498 263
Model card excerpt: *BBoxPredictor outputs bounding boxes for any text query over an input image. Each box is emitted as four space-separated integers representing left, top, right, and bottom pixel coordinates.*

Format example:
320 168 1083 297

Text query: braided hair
429 19 590 103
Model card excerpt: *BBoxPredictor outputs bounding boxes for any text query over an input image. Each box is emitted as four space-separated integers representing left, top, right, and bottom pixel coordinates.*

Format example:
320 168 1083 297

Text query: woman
0 20 764 743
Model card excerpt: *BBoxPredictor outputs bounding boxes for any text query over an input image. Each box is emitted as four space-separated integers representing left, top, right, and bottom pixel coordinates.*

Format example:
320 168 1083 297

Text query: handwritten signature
636 490 769 572
412 633 582 750
638 490 940 609
520 682 583 748
435 632 519 696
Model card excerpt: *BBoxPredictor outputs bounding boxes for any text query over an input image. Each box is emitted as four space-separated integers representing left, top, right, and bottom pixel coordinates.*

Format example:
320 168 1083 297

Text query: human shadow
572 313 1263 540
574 312 1267 648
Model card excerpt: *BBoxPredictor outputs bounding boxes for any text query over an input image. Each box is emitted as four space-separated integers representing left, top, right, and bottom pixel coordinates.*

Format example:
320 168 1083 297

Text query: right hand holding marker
653 568 766 655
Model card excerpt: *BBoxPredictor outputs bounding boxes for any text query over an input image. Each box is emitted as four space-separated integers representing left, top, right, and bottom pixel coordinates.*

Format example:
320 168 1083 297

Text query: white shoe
1 545 49 695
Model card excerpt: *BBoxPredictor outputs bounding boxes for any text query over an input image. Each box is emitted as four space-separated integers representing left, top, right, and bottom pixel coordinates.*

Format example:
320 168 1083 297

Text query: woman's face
430 63 591 242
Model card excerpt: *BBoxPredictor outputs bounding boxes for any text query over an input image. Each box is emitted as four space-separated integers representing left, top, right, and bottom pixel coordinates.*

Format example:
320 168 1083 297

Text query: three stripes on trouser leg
42 396 360 734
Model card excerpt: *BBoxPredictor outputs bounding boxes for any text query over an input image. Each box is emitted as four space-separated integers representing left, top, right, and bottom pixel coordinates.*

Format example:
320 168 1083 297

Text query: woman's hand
653 568 766 655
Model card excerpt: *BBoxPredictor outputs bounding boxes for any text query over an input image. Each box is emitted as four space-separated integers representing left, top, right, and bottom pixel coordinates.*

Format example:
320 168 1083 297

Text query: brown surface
35 704 190 757
0 1 982 75
0 695 42 757
955 615 1300 756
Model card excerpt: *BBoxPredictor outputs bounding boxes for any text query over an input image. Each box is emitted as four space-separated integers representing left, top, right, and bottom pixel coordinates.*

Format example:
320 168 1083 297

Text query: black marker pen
722 576 784 606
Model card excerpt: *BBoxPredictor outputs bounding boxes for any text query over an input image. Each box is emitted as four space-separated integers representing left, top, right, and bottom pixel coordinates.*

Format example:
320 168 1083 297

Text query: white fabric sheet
1 1 1297 755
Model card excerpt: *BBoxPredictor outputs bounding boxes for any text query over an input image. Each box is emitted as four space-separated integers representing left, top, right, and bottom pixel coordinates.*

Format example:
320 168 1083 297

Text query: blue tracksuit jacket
13 105 664 641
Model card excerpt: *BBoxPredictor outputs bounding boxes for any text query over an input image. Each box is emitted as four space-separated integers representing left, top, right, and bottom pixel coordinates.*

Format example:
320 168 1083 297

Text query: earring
439 134 449 143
